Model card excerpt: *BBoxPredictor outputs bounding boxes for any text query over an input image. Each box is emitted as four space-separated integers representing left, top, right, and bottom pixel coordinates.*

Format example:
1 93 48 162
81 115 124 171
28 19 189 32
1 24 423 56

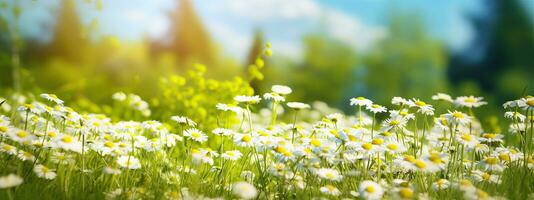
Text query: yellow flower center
104 141 115 148
452 112 464 119
404 155 416 163
527 100 534 106
61 135 73 143
311 139 321 147
429 154 443 164
372 104 380 108
365 186 376 193
357 97 365 100
2 145 13 151
414 160 426 169
464 97 476 103
389 120 400 126
0 126 7 133
498 153 510 161
483 133 497 139
16 131 28 138
481 173 491 180
387 144 398 150
415 101 426 106
461 134 473 141
372 138 384 145
191 132 201 138
241 134 252 142
362 143 373 150
485 157 499 165
399 188 413 199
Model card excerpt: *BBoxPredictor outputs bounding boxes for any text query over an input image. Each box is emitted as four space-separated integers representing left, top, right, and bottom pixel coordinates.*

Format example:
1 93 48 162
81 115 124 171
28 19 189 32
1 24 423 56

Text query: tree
43 0 88 63
152 0 217 68
449 0 534 101
364 14 448 104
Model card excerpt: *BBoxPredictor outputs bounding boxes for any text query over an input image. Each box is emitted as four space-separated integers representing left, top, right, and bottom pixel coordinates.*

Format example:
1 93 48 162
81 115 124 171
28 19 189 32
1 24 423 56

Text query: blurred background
0 0 533 123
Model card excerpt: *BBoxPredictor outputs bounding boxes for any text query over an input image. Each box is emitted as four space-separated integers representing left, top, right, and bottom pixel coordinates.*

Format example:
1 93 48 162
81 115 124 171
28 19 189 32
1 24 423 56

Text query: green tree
291 34 359 106
364 14 448 104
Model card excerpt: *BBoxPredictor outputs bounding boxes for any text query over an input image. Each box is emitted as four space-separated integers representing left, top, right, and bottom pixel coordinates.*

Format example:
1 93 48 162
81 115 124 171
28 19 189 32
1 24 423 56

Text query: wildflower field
0 72 533 200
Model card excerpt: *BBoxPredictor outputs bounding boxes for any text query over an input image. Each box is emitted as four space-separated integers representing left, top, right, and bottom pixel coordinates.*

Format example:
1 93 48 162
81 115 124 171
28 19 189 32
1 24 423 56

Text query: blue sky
8 0 534 61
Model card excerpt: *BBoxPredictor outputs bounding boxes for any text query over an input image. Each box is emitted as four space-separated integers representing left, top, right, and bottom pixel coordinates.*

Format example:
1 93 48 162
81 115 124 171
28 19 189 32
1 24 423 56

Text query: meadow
0 74 533 199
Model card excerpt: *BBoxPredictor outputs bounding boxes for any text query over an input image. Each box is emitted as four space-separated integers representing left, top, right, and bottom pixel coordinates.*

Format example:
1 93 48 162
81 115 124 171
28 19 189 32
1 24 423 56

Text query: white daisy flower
117 155 141 169
231 181 257 200
316 168 343 181
286 102 310 110
359 180 384 200
34 165 57 180
320 184 341 196
171 116 197 127
0 174 23 188
271 85 292 95
432 179 450 190
443 110 471 125
234 95 261 104
40 93 64 105
454 96 487 108
432 93 453 102
183 128 208 143
350 97 373 107
366 104 387 114
222 150 243 161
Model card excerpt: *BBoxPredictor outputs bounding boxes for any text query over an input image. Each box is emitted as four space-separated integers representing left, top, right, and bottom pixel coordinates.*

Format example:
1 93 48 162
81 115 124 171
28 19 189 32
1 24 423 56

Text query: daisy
443 110 471 125
479 156 505 172
234 95 261 104
350 97 373 107
518 96 534 110
504 111 526 122
286 102 310 110
391 97 409 106
40 93 64 105
366 104 387 114
393 187 414 199
34 165 57 180
117 155 141 169
183 128 208 143
432 93 453 102
232 181 258 200
454 96 487 108
0 143 17 155
432 179 450 190
359 180 384 200
409 99 435 115
479 133 504 143
456 133 480 149
381 117 408 132
263 93 285 102
234 133 255 147
385 141 407 154
112 92 127 101
222 150 243 161
17 150 35 162
320 184 341 196
0 174 23 188
271 85 292 95
55 134 82 153
471 170 501 184
316 168 343 181
170 116 197 127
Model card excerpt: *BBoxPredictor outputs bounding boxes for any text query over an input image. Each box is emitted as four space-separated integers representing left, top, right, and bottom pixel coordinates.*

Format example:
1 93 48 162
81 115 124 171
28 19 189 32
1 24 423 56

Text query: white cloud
199 0 386 60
